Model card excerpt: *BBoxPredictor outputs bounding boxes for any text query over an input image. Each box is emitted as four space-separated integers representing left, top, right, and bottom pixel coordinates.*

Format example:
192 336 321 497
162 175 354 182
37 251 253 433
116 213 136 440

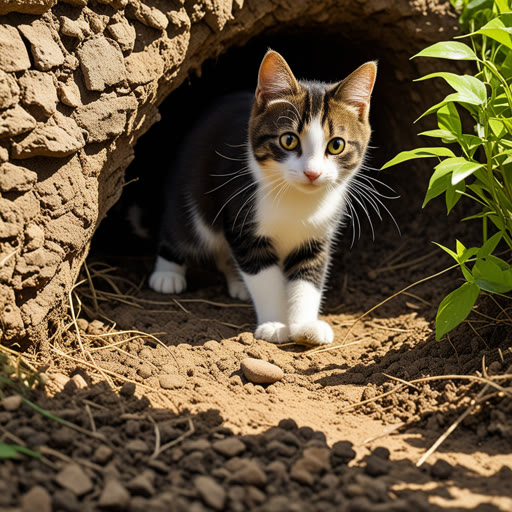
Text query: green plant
383 0 512 340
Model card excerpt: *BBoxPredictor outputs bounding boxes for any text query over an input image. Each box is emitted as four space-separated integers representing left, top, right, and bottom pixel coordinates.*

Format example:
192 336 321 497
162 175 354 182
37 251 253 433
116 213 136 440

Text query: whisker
215 150 245 162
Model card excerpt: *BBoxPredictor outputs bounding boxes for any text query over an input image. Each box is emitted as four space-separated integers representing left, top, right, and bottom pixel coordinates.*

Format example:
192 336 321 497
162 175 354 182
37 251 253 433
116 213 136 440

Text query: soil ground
1 178 511 511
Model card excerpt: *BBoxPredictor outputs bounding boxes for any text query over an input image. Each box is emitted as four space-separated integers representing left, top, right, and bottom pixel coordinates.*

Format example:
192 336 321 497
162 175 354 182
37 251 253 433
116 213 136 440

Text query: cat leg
284 242 333 346
242 266 289 343
227 232 288 343
215 252 250 301
149 243 187 294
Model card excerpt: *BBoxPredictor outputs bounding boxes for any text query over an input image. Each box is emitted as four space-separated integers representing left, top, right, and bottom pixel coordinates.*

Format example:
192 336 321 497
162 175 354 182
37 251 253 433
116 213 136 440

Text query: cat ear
255 50 299 104
334 61 377 121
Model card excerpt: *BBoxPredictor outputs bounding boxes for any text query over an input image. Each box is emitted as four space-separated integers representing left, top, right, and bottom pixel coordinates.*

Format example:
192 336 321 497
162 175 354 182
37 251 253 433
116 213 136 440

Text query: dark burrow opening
92 27 440 265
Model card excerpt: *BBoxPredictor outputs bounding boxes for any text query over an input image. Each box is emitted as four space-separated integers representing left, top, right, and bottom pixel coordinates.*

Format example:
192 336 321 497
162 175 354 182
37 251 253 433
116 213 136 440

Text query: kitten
149 50 377 346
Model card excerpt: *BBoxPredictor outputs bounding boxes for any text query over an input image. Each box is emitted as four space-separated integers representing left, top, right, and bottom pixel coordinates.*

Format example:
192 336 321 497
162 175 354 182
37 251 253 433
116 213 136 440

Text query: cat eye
327 137 345 155
279 133 299 151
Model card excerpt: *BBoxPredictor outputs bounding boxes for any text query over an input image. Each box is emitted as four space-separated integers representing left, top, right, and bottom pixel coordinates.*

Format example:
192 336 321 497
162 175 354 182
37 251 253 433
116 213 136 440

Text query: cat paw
255 322 289 344
290 320 333 346
149 271 186 294
228 280 250 301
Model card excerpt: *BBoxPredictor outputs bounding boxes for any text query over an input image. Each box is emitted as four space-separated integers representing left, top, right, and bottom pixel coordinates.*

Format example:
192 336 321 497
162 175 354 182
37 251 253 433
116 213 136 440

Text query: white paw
290 320 333 346
228 280 250 301
255 322 290 344
149 271 186 294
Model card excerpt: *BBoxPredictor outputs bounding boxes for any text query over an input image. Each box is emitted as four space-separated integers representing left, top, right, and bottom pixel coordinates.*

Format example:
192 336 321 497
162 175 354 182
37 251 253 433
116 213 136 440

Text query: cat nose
304 170 321 182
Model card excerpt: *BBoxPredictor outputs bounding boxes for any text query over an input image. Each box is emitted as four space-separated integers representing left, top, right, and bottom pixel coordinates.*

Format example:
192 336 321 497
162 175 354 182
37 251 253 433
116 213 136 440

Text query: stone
21 485 51 512
126 470 155 497
212 437 246 457
72 374 87 389
107 17 136 52
126 439 149 453
330 441 356 467
73 95 137 143
1 395 22 411
0 0 57 15
0 70 20 110
132 2 169 30
12 112 85 158
125 45 164 85
241 358 284 384
53 489 80 512
98 478 131 510
138 363 152 378
0 105 36 138
57 80 81 108
230 461 267 487
364 454 391 477
24 223 45 251
0 144 8 162
55 463 93 496
77 35 126 91
19 70 58 117
159 374 186 389
0 163 37 193
431 459 453 480
59 15 92 40
0 25 31 72
194 475 226 511
18 21 65 71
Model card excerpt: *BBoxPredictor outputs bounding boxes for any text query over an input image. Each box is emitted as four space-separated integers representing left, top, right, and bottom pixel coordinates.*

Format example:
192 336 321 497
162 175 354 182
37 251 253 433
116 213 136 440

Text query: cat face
249 51 376 194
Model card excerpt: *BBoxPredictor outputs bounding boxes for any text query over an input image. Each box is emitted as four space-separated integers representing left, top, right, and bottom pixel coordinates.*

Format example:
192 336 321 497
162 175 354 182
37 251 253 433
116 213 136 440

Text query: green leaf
0 442 40 459
416 72 487 105
435 282 480 340
423 159 460 206
451 160 485 184
473 14 512 50
489 118 507 138
446 180 465 213
461 134 483 157
478 231 503 258
437 103 462 136
381 147 455 169
472 259 512 293
419 129 459 142
413 41 478 60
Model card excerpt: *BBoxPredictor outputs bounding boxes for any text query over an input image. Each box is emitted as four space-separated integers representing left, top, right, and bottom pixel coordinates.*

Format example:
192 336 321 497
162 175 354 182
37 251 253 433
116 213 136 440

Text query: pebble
431 458 453 480
488 361 502 375
50 427 74 449
71 374 87 389
330 440 356 467
159 374 186 389
126 439 149 453
240 357 284 384
194 475 226 510
53 489 81 512
92 445 113 465
87 319 105 335
230 460 267 487
212 437 246 457
127 470 155 497
1 395 22 411
55 463 93 496
119 382 136 397
98 478 131 510
203 340 220 350
364 454 391 476
76 318 89 331
21 485 51 512
137 363 153 379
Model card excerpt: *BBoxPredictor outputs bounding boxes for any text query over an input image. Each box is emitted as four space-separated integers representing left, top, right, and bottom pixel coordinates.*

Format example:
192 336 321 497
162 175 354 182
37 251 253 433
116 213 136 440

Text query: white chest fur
254 182 346 258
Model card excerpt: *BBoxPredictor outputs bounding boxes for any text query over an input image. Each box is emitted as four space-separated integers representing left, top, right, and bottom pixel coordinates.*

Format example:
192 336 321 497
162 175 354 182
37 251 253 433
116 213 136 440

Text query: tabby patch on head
249 50 376 193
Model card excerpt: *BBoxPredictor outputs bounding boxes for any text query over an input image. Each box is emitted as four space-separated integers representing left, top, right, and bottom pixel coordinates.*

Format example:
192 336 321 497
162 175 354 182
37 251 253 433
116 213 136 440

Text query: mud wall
0 0 457 347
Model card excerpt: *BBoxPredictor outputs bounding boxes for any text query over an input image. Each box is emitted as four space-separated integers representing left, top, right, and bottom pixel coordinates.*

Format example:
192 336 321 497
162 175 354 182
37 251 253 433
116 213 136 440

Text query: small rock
159 374 186 389
21 485 51 512
98 478 130 510
431 459 453 480
52 373 69 389
18 20 65 71
107 17 136 52
240 358 284 384
137 363 152 379
230 461 267 487
76 318 89 331
237 332 253 345
126 439 149 453
92 445 113 465
0 70 20 110
119 381 136 397
24 223 45 250
278 418 298 430
1 395 22 411
0 25 31 72
372 446 390 460
488 361 502 375
53 488 81 512
19 70 58 117
72 374 87 389
133 3 169 30
87 319 105 335
194 475 226 511
58 80 81 108
127 470 155 497
50 427 74 448
55 463 93 496
203 340 220 350
77 35 126 91
182 439 211 452
330 440 356 467
212 438 246 457
0 105 36 138
364 454 391 477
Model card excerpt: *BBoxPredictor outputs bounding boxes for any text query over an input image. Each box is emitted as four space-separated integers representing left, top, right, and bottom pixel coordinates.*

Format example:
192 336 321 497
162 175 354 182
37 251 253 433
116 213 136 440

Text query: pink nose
304 170 321 182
